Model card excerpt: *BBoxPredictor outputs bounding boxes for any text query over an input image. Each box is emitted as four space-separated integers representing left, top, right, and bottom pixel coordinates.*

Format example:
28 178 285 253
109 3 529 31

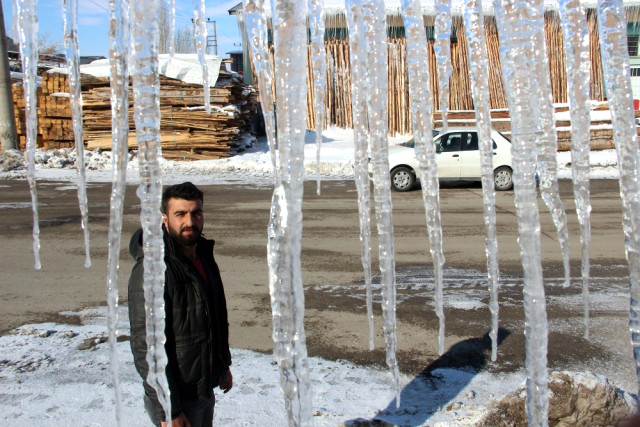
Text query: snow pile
476 371 637 426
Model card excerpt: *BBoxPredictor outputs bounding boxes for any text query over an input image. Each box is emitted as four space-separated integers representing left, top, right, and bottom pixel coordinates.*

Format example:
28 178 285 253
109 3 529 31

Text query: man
128 182 232 427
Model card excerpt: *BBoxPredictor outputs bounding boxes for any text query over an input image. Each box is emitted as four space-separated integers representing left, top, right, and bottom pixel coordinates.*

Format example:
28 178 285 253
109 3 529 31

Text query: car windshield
400 140 415 148
497 131 512 143
399 129 440 149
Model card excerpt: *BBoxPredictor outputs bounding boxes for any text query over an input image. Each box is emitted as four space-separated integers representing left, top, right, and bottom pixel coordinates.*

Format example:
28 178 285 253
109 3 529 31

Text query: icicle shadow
345 328 511 425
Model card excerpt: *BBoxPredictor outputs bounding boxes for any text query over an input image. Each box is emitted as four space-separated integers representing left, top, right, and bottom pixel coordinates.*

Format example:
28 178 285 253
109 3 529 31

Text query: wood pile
12 67 259 159
11 84 41 150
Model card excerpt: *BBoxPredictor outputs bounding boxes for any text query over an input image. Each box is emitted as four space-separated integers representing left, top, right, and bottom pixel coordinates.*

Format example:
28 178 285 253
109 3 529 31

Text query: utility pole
0 1 17 151
206 18 218 56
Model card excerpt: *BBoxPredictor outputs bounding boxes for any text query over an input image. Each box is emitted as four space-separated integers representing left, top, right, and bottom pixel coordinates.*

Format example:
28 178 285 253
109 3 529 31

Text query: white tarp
50 53 222 87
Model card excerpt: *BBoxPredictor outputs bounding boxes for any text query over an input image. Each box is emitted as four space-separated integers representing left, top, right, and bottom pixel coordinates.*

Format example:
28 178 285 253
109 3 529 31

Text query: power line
85 0 109 13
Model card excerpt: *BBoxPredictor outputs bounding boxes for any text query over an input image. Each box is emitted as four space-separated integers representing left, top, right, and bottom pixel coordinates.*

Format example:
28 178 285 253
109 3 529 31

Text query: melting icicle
399 0 446 357
558 0 592 338
463 0 500 362
14 0 40 270
267 0 312 423
493 0 549 424
241 0 278 181
62 0 91 269
192 0 210 113
308 0 327 196
434 0 453 133
168 0 175 56
104 0 131 424
359 0 401 403
130 0 171 423
531 9 572 289
345 0 374 351
597 0 640 398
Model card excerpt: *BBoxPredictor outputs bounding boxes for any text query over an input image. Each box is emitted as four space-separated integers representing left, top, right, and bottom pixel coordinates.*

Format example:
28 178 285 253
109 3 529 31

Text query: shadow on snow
345 328 511 426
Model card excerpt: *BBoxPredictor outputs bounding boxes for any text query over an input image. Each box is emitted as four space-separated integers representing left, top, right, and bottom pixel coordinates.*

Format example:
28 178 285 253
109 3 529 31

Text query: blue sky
1 0 243 57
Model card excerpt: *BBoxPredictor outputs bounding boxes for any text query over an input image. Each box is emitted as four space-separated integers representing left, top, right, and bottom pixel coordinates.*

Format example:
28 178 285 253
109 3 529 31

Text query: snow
0 306 527 426
0 126 623 185
0 126 633 425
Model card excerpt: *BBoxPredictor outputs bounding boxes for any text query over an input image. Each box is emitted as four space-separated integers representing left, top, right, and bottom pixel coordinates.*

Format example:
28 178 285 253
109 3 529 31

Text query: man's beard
166 223 202 247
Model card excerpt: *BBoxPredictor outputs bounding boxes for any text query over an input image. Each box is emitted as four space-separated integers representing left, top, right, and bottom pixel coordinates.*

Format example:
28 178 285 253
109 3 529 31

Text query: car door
458 131 482 179
435 132 463 179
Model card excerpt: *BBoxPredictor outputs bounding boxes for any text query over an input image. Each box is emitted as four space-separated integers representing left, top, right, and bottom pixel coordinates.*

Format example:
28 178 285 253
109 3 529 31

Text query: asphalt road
0 178 635 392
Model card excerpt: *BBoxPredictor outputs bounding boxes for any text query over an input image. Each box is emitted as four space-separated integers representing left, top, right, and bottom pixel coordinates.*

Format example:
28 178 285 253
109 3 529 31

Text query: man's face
162 198 204 247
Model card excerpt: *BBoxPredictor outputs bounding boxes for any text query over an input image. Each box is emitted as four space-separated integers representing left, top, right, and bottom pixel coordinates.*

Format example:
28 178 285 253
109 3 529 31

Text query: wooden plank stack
12 82 44 150
11 66 259 159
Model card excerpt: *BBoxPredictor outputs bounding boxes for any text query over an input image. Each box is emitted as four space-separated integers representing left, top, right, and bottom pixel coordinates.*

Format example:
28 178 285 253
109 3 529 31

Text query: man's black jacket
128 227 231 421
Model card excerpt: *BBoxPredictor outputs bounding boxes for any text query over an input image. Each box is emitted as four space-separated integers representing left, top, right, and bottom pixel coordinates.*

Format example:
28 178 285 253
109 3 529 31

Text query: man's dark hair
162 182 204 214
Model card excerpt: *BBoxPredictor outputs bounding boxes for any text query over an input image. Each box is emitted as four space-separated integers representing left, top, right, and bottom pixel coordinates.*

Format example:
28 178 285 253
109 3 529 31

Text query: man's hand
160 412 190 427
220 368 233 393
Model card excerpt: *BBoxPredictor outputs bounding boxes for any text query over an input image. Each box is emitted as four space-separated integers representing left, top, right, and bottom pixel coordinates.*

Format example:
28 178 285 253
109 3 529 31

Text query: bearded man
128 182 232 427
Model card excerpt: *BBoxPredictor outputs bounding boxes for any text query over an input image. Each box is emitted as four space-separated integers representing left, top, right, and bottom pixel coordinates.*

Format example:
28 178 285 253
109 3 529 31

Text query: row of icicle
11 0 640 425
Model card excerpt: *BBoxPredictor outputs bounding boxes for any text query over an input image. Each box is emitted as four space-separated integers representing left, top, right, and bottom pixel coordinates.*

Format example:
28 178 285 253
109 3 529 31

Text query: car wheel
494 166 513 191
390 166 416 192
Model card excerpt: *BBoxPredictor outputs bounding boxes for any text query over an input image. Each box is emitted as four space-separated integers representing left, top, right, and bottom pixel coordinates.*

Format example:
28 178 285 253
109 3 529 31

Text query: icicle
355 0 401 404
399 0 446 358
493 0 549 424
14 0 40 270
532 11 572 289
104 0 131 424
434 0 453 133
62 0 91 269
168 0 175 56
130 0 171 424
192 0 210 113
241 0 278 182
308 0 327 196
267 0 312 424
597 0 640 399
558 0 592 338
345 0 374 351
463 0 500 362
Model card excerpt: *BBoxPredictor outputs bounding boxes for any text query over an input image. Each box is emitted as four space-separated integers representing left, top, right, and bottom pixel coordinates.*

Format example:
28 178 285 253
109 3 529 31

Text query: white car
372 128 514 192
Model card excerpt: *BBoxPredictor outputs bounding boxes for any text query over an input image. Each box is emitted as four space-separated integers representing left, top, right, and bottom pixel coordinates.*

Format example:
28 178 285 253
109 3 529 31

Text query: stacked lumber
11 83 44 150
11 68 259 159
82 70 258 159
38 73 73 147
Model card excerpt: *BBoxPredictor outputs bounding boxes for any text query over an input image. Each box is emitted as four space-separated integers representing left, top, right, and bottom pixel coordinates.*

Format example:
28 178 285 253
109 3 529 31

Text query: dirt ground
0 178 636 393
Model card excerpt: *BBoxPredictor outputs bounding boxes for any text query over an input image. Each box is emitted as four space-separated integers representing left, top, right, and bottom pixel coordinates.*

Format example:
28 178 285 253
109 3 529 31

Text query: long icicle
597 0 640 398
192 0 210 113
168 0 175 56
14 0 40 270
345 0 375 351
362 0 400 404
559 0 592 339
308 0 327 196
464 0 500 362
434 0 453 133
62 0 91 269
399 0 447 357
241 0 278 182
533 10 572 289
493 0 549 424
267 0 312 423
130 0 171 423
105 0 131 424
